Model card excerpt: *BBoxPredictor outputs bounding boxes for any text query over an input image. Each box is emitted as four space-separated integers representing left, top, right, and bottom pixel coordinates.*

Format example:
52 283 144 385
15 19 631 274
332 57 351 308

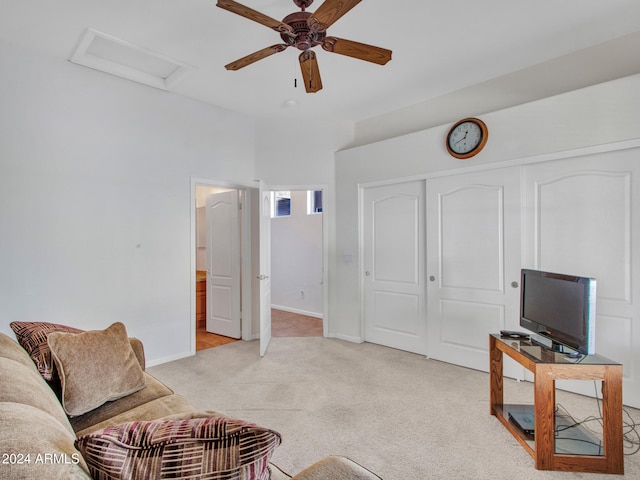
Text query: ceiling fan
217 0 392 93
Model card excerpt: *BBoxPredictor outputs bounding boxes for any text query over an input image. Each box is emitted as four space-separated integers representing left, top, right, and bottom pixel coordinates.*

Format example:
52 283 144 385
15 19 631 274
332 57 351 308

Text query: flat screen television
520 269 596 355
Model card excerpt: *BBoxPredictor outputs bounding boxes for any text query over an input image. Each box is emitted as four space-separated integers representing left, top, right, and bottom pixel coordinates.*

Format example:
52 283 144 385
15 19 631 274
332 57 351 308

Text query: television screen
520 269 596 355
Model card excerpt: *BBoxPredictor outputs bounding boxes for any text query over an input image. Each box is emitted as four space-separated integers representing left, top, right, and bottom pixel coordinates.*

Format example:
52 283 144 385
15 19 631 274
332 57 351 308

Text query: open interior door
205 190 241 338
258 181 272 356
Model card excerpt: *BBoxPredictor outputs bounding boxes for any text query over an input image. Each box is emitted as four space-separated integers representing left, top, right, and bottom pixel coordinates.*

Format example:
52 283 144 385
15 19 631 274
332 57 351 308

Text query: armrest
290 456 382 480
128 337 145 370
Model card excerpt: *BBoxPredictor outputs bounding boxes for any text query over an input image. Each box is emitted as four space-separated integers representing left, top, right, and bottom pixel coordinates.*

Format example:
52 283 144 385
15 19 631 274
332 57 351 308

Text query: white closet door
522 147 640 407
426 167 522 374
362 180 427 354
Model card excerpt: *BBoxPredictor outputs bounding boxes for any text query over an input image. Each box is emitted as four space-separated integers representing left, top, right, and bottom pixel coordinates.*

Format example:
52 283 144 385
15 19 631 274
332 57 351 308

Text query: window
271 191 291 217
307 190 323 214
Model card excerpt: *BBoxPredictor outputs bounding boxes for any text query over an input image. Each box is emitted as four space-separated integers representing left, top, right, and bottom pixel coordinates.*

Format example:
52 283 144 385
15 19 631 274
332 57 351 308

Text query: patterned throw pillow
10 321 84 381
75 414 282 480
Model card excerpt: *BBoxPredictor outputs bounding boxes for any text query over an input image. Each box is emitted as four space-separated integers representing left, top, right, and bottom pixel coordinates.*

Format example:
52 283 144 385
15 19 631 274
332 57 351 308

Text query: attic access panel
70 28 193 90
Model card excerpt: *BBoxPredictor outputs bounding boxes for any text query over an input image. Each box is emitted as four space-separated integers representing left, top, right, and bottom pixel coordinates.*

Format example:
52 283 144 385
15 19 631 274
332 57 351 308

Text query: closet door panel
362 180 427 354
535 170 630 301
522 147 640 407
427 167 521 374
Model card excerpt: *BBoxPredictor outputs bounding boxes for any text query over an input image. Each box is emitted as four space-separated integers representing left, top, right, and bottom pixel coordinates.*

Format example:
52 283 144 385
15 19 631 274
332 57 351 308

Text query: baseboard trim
271 304 323 319
147 350 194 368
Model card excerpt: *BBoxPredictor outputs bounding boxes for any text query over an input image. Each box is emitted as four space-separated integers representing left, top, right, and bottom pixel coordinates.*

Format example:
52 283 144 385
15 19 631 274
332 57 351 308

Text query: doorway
192 181 252 354
192 181 328 353
269 189 325 335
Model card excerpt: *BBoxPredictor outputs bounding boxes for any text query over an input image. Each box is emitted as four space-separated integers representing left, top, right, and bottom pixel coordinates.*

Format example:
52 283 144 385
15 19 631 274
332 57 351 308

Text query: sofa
0 322 381 480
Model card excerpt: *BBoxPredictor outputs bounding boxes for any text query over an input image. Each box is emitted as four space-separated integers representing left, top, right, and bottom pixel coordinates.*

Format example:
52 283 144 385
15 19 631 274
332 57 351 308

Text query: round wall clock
446 118 488 159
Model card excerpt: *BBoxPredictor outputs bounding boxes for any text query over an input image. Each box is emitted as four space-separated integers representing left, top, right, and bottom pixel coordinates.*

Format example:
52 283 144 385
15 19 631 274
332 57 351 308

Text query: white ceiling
2 0 640 123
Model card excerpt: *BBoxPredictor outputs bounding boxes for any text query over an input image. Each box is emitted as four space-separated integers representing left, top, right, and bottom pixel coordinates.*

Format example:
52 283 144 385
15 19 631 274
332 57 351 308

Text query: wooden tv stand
489 334 623 474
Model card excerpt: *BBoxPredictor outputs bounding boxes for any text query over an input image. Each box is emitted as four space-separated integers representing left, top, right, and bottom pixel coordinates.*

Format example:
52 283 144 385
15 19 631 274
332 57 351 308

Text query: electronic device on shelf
519 268 596 355
508 409 535 436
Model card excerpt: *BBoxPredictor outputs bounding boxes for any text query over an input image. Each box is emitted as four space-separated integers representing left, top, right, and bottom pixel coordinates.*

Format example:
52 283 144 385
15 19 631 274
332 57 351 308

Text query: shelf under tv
503 403 604 456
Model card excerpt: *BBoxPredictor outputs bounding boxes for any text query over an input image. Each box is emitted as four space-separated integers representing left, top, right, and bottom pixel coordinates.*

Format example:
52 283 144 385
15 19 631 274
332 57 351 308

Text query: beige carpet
148 337 640 480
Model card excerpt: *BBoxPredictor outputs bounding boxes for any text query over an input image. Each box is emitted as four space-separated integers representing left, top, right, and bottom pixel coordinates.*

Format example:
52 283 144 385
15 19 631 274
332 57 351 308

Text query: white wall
332 74 640 341
5 37 639 364
270 191 323 317
254 118 353 335
352 31 640 148
254 118 352 187
0 41 256 365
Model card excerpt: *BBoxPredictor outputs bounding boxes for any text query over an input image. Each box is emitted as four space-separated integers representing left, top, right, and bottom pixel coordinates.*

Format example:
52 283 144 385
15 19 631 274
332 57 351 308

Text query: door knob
365 271 371 276
511 281 519 288
257 274 269 280
429 276 436 282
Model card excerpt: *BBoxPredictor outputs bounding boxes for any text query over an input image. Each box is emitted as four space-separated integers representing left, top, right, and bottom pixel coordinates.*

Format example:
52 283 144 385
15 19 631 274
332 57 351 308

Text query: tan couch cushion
70 372 176 435
48 322 146 417
0 402 91 479
75 413 282 480
0 357 74 436
289 456 383 480
0 333 38 371
73 393 197 438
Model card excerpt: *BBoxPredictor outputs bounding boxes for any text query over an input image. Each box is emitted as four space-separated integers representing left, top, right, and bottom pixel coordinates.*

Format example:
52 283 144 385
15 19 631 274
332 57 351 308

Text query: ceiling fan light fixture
280 11 326 50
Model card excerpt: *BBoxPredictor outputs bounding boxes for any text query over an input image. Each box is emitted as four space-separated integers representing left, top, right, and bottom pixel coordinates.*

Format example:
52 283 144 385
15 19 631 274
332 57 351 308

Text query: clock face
448 121 483 155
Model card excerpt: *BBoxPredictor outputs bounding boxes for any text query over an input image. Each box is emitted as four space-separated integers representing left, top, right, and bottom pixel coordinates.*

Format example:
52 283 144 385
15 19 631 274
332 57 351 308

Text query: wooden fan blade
217 0 293 35
299 51 323 93
309 0 361 31
225 44 288 70
322 37 392 65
